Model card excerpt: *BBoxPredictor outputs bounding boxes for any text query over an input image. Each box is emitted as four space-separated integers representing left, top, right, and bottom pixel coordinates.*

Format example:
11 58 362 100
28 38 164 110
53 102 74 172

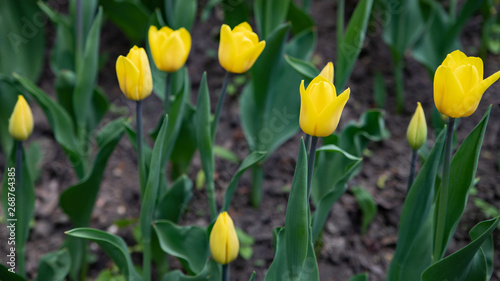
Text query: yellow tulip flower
9 95 34 141
116 46 153 101
148 26 191 73
434 50 500 118
407 102 427 150
218 22 266 74
209 212 239 265
300 63 350 137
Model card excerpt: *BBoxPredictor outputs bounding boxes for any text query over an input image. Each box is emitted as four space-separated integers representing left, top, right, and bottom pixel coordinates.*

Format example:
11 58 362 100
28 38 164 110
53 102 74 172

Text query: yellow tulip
434 50 500 118
218 22 266 74
209 212 239 265
300 63 350 137
9 95 34 141
407 102 427 150
116 46 153 101
148 26 191 73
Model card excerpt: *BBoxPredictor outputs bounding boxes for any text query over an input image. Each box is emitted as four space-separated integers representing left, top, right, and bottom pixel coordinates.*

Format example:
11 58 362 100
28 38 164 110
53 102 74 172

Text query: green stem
15 141 25 277
137 101 146 195
407 149 418 194
207 180 217 220
211 72 231 140
336 0 345 55
164 73 171 112
75 0 83 66
250 164 264 208
433 118 455 262
143 240 151 281
304 134 311 152
307 136 319 198
222 264 229 281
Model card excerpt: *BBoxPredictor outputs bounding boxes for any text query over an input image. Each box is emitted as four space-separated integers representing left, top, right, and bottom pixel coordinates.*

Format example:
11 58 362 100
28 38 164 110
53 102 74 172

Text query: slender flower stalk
15 141 25 277
211 72 231 139
164 73 171 112
136 101 146 193
307 136 319 198
433 118 455 261
222 264 229 281
407 149 418 193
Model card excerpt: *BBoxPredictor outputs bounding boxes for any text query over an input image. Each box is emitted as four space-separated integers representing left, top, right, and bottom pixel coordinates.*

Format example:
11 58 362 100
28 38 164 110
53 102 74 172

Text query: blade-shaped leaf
165 0 197 31
435 107 491 259
156 175 193 223
254 0 290 39
65 228 142 281
422 217 500 281
285 55 318 81
348 273 369 281
154 220 210 274
351 186 377 234
386 130 446 281
35 249 70 281
100 0 150 42
160 259 220 281
0 264 26 281
222 151 267 211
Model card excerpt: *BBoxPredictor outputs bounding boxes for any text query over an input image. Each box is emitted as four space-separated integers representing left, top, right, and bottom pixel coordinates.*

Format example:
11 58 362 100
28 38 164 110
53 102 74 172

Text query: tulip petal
224 213 239 264
160 34 186 72
219 24 236 72
319 62 334 84
178 27 192 55
454 64 479 94
433 65 464 117
9 95 34 141
463 56 483 80
233 22 253 33
460 69 500 117
308 81 336 114
135 47 153 98
210 215 228 264
159 25 174 36
315 88 350 137
116 55 140 100
442 50 467 70
299 80 319 136
233 40 265 73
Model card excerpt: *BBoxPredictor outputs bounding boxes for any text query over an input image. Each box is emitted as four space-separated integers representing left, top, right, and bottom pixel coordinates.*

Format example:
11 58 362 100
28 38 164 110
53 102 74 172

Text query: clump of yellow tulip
9 95 34 141
148 26 191 73
218 22 266 74
434 50 500 118
299 62 350 137
116 46 153 101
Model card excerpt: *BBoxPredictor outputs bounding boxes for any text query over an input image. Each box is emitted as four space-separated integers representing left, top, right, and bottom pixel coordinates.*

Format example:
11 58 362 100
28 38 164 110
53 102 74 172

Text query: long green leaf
422 217 500 281
100 0 150 42
160 259 220 281
386 129 446 281
65 228 142 281
285 55 318 81
154 220 210 274
254 0 290 39
165 0 197 31
0 264 26 281
221 151 267 211
336 0 374 91
156 175 193 223
35 249 70 281
351 186 377 234
435 107 491 259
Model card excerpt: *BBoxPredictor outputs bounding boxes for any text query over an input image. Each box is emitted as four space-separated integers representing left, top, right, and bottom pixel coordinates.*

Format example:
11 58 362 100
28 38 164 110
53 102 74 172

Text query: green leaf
13 74 80 171
165 0 197 31
435 107 491 259
0 79 19 154
0 0 45 81
153 220 210 274
87 87 110 133
26 141 42 181
160 259 220 281
335 0 374 91
248 272 256 281
73 7 103 131
195 73 215 192
100 0 150 42
373 71 387 108
35 249 70 281
284 139 309 275
1 143 35 278
221 151 267 211
0 264 26 281
254 0 290 39
140 115 169 249
170 103 197 178
351 186 377 234
348 273 369 281
286 0 314 35
285 55 318 81
386 129 446 281
286 27 317 61
156 175 193 223
65 228 142 281
422 217 500 281
96 269 126 281
213 146 240 163
222 0 250 28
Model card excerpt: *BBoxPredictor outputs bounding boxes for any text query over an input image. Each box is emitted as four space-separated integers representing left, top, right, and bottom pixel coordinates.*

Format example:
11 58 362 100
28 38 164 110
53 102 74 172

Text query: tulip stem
211 72 231 140
307 136 319 199
137 101 146 195
304 134 311 152
222 264 229 281
394 60 405 113
407 149 418 194
15 141 26 278
164 73 171 112
433 118 455 262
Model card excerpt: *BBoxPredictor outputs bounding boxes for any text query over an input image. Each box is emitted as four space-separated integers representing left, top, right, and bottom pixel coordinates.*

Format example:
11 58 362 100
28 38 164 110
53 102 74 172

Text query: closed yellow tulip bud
300 63 350 137
218 22 266 74
209 212 239 265
407 102 427 150
148 26 191 73
9 95 34 141
116 46 153 101
434 50 500 118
